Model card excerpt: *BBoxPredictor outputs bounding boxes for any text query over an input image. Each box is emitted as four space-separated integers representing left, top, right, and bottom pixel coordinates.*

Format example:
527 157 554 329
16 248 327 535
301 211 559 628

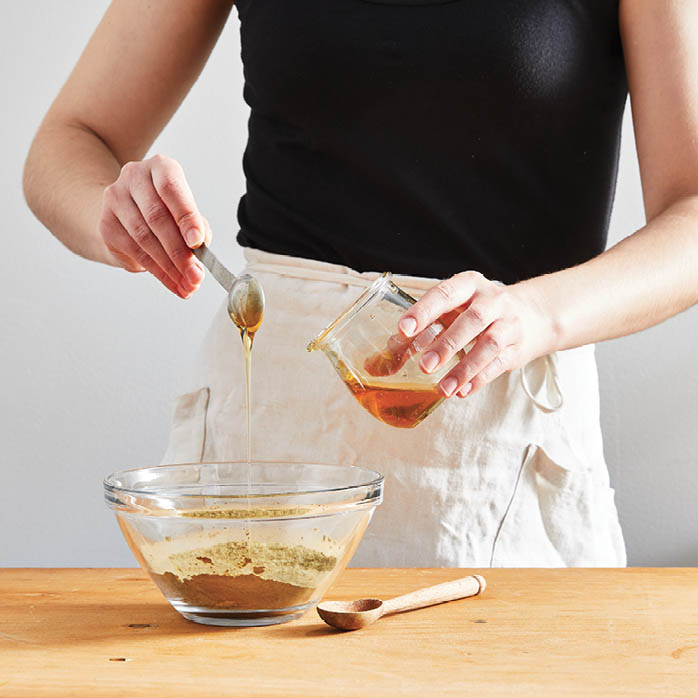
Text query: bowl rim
103 459 384 499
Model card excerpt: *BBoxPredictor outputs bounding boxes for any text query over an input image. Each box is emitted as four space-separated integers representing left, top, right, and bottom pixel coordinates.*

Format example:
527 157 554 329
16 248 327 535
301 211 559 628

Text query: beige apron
162 247 626 568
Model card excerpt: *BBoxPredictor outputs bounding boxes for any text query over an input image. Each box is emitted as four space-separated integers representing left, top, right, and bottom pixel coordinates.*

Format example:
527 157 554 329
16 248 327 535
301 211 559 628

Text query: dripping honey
234 317 261 546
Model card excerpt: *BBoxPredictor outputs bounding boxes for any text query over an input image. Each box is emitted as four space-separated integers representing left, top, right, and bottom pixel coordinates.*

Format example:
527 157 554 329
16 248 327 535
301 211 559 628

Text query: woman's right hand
98 154 211 299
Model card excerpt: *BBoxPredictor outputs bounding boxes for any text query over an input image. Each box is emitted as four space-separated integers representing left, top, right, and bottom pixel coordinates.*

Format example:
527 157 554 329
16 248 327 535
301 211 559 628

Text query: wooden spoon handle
381 575 486 616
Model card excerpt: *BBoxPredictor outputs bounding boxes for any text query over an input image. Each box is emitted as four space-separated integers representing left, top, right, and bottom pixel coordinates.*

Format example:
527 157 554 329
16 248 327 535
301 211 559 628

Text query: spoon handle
381 575 486 616
193 244 236 293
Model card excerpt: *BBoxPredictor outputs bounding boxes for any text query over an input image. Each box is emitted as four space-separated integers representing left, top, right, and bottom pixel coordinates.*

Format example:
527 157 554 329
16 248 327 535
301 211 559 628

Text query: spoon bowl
193 244 265 335
316 598 384 630
228 273 265 335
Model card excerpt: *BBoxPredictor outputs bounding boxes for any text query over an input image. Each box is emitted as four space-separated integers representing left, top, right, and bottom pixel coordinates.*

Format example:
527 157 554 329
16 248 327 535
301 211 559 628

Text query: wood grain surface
0 568 696 697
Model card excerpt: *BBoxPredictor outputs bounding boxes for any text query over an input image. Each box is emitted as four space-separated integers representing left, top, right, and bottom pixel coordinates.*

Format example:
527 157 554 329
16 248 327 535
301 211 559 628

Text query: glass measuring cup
307 273 463 428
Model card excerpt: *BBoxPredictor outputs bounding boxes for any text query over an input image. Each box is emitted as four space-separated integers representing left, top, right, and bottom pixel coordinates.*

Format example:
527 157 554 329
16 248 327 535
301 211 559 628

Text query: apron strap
244 259 439 293
520 353 564 412
244 261 372 288
489 443 537 566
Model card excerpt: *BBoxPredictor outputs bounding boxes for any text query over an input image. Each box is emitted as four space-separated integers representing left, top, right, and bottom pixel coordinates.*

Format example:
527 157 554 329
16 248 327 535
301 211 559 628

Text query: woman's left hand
397 272 557 398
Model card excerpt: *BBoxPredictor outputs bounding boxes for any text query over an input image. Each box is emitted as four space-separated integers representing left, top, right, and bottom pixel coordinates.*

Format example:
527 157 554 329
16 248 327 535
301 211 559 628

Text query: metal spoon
317 574 486 631
193 244 264 333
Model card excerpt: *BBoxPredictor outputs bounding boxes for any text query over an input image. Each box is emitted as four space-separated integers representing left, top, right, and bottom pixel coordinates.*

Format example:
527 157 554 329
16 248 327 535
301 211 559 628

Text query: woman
23 0 698 567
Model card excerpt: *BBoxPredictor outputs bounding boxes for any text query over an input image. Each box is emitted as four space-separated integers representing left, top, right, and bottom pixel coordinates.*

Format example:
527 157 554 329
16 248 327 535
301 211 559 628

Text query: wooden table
1 568 696 697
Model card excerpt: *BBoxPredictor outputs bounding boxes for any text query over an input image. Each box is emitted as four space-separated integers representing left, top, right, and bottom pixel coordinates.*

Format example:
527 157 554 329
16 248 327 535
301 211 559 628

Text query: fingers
364 325 443 377
150 154 206 248
418 297 496 374
397 272 483 338
100 211 184 298
436 320 516 397
112 194 189 295
389 272 546 400
364 333 412 376
100 155 211 298
128 166 204 293
463 350 513 396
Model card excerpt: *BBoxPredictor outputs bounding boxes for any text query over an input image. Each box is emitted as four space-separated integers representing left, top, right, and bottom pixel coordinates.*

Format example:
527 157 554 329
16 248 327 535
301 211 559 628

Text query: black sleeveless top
234 0 627 284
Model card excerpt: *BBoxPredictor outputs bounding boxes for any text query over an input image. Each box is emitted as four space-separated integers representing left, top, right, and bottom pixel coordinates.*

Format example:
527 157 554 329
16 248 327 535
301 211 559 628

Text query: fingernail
441 377 458 396
184 228 202 247
399 317 418 337
185 263 203 285
420 351 439 373
457 383 472 398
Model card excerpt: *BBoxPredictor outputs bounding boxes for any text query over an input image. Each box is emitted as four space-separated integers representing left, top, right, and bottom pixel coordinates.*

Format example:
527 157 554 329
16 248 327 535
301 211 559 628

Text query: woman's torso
234 0 627 284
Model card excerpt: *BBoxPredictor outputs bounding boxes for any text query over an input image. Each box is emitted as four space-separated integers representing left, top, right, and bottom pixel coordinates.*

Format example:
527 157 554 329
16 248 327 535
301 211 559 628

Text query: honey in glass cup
307 273 463 428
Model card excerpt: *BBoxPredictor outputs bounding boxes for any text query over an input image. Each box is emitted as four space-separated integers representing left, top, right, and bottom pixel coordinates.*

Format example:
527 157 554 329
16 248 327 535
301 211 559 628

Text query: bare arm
23 0 234 295
397 0 698 397
518 0 698 349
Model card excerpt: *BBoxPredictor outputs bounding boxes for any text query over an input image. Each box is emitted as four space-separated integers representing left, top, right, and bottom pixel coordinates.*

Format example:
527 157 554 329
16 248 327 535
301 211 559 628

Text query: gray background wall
1 2 695 567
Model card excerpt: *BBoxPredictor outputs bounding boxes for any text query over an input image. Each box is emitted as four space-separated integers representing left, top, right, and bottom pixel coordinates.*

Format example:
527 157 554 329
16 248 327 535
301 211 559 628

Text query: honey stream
234 319 261 550
241 330 253 522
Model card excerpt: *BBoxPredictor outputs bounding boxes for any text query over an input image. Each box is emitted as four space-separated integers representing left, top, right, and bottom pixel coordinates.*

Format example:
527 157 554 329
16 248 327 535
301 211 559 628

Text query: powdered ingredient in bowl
144 537 338 610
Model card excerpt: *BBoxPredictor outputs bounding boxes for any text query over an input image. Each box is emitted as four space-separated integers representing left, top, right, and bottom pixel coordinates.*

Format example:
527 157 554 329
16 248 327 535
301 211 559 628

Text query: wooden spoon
317 574 486 631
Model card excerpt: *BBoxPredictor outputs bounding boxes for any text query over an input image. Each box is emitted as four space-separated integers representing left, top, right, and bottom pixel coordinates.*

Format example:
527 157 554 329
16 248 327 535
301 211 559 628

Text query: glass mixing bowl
104 461 383 627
